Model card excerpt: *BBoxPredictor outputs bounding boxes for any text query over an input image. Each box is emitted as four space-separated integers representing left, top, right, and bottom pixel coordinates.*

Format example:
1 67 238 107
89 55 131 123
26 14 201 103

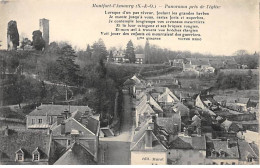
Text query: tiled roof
169 135 206 150
220 119 239 132
249 143 259 157
169 137 193 149
206 139 239 159
238 140 258 161
85 117 99 135
51 117 97 136
192 136 207 150
172 102 189 116
131 130 167 152
123 79 135 86
135 54 145 59
28 104 92 116
54 143 96 165
131 119 151 145
157 116 181 133
0 130 51 163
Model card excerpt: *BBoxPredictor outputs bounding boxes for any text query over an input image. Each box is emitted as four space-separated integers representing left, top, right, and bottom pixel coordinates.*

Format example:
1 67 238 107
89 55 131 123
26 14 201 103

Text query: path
98 90 134 165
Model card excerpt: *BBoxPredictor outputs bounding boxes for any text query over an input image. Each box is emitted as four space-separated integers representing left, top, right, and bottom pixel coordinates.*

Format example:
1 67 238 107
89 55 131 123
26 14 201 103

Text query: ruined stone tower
7 20 19 50
39 18 49 46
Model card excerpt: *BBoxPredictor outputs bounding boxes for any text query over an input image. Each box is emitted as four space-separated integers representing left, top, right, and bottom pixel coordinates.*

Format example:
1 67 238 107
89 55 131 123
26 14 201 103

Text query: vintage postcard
0 0 259 165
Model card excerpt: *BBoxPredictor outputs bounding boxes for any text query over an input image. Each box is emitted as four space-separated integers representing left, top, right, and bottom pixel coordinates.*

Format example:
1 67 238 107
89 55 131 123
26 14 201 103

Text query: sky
0 0 259 55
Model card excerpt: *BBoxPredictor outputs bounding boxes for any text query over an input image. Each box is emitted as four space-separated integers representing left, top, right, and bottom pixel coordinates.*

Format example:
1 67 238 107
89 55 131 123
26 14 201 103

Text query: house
108 50 128 63
50 110 100 163
123 78 135 94
53 143 96 165
195 94 216 117
26 104 93 130
206 139 240 165
213 96 250 112
130 119 167 165
157 115 181 134
169 59 184 68
220 119 240 133
172 102 190 119
238 140 259 164
135 54 145 64
167 134 207 165
0 127 52 165
190 115 202 132
157 88 179 105
149 87 179 106
208 57 238 69
135 93 163 126
184 58 215 73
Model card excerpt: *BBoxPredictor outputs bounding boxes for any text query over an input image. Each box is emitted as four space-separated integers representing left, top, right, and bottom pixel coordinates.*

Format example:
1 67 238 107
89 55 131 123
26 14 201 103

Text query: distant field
211 89 259 101
219 69 259 76
145 71 182 79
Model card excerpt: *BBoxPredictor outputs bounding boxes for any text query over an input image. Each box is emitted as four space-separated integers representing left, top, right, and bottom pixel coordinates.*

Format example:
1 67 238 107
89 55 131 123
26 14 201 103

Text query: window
17 154 23 161
232 162 236 165
38 119 42 124
248 157 252 162
212 162 217 165
220 162 224 165
32 119 35 124
67 139 71 146
33 154 39 161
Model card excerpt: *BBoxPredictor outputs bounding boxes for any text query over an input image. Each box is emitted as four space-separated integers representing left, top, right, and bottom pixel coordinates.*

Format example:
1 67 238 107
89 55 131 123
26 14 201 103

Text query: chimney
197 127 201 136
173 124 178 135
4 126 9 136
61 112 67 120
146 94 150 104
145 126 153 149
148 122 154 130
81 115 87 126
61 121 65 135
227 139 230 149
152 115 157 124
57 115 63 125
64 109 70 119
184 127 188 136
47 127 51 135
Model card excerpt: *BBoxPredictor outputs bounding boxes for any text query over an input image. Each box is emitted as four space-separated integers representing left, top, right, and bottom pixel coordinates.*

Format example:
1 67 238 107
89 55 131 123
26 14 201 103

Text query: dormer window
33 154 39 161
17 154 23 161
32 147 40 161
15 148 24 162
219 149 226 157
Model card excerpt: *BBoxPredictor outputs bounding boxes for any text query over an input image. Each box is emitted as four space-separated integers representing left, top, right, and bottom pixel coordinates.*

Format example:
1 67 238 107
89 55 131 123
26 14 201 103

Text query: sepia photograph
0 0 259 165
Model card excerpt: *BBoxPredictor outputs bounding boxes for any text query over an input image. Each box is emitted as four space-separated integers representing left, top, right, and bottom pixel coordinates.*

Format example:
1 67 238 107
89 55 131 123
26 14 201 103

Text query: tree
56 44 80 85
108 50 113 62
234 50 248 56
32 30 45 51
125 40 135 63
135 45 144 54
144 40 151 64
91 38 108 62
86 44 92 59
20 38 32 50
